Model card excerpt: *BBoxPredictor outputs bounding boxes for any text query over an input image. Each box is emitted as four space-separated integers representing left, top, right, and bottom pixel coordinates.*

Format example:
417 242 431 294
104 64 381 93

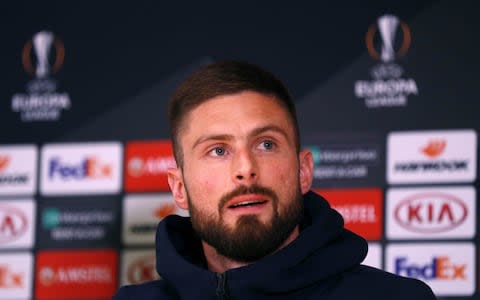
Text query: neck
202 225 300 273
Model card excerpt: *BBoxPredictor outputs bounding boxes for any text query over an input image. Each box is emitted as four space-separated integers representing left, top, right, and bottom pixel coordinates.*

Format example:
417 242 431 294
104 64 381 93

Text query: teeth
231 201 264 208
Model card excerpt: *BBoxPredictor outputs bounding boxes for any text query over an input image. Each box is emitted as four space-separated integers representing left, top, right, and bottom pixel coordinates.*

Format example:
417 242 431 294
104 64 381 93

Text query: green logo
43 208 61 229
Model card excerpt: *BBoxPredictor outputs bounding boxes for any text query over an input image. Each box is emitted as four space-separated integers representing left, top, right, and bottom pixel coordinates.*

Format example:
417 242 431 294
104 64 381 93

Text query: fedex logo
395 256 466 280
41 143 122 195
0 265 23 288
0 253 33 299
386 243 474 296
48 157 111 179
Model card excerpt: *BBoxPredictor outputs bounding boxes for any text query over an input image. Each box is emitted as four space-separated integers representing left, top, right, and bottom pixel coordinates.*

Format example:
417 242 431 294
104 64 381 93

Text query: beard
186 184 304 263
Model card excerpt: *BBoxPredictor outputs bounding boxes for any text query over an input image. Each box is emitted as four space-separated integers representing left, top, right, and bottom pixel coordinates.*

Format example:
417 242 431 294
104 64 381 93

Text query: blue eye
260 140 274 150
211 147 226 156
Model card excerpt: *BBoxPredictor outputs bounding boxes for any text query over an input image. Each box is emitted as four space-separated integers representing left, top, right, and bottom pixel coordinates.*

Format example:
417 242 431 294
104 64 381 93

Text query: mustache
218 184 278 211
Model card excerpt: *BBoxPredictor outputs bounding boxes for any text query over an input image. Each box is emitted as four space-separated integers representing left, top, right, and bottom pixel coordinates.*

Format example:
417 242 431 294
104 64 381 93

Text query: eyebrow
192 124 290 150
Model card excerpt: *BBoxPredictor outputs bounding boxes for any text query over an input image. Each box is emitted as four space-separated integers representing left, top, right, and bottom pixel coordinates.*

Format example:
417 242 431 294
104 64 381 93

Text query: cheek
184 165 226 204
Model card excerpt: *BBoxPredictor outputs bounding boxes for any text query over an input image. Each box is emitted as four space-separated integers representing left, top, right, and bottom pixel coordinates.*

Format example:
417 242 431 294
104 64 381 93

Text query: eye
258 140 275 150
209 146 227 156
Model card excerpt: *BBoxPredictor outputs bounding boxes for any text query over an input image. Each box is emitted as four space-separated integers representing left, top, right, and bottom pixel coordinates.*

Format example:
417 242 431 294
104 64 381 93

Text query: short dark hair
168 60 300 167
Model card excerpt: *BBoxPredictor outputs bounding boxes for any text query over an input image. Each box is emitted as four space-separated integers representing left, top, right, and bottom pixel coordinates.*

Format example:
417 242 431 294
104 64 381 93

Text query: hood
155 191 368 298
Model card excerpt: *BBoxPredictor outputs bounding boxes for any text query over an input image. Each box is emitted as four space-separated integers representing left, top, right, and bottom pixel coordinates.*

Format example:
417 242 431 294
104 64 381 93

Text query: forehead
179 91 295 138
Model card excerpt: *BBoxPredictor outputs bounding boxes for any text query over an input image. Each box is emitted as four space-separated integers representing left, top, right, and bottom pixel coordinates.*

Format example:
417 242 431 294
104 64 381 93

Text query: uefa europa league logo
33 31 54 78
22 30 64 78
377 15 399 62
366 14 411 63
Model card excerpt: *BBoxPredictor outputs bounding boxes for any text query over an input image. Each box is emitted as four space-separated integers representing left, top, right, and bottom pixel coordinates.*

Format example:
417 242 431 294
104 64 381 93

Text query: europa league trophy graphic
32 31 54 78
377 15 399 63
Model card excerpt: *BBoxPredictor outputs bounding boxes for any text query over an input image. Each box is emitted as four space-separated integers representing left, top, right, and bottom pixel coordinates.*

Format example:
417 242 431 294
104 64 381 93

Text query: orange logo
421 140 446 158
0 265 23 288
154 204 176 219
0 156 9 172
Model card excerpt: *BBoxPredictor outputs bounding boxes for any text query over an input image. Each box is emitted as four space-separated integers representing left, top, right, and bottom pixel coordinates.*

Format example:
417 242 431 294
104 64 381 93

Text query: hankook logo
394 192 468 234
0 156 9 172
421 140 447 158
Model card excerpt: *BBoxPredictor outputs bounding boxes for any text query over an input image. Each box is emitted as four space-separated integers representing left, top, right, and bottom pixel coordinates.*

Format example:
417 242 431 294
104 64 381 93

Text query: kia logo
0 205 28 243
394 192 467 233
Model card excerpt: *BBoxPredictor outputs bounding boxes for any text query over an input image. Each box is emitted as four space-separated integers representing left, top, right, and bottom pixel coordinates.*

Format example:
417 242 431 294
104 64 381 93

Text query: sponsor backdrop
0 1 478 299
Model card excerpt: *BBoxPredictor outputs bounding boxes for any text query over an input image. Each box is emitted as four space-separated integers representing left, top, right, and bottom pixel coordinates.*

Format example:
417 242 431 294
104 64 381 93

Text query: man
113 61 436 299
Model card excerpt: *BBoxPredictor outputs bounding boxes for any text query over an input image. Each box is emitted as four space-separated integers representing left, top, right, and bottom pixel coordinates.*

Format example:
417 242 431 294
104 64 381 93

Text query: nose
232 149 257 184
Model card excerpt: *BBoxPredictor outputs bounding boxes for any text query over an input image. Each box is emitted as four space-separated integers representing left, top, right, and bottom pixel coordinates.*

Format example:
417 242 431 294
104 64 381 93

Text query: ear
298 149 314 194
167 167 189 210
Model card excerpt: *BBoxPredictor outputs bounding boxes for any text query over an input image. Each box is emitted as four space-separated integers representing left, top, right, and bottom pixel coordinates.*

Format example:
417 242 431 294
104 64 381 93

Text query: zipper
215 272 228 299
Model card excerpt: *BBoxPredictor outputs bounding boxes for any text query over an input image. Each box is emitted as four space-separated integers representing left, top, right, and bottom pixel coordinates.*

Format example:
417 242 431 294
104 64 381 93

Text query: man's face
168 91 313 262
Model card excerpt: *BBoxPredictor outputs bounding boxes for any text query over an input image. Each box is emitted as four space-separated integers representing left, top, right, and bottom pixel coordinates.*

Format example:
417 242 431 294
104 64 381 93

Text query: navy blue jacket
112 191 436 299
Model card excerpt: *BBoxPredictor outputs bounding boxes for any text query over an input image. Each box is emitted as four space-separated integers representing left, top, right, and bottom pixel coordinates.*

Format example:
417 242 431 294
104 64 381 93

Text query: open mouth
228 200 268 209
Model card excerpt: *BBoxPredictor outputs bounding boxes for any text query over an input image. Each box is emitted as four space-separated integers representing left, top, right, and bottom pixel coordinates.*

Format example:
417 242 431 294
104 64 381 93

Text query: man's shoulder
339 265 436 299
111 280 174 300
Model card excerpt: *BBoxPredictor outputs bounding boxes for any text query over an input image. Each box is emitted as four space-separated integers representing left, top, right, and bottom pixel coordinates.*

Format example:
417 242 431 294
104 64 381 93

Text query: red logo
124 141 175 192
35 250 117 300
420 139 446 158
0 156 9 173
315 188 383 240
0 205 28 244
127 253 159 284
394 192 468 234
0 265 23 288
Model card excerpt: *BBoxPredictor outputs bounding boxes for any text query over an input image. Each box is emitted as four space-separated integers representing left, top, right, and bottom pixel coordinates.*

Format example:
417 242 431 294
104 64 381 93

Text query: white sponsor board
362 243 382 269
0 145 37 196
0 199 36 249
40 142 122 195
387 130 477 184
0 252 33 299
387 186 475 239
123 194 188 245
120 249 159 286
386 243 475 296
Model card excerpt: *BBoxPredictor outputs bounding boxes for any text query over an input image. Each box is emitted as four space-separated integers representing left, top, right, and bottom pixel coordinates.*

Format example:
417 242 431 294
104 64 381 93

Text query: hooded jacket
113 191 436 299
